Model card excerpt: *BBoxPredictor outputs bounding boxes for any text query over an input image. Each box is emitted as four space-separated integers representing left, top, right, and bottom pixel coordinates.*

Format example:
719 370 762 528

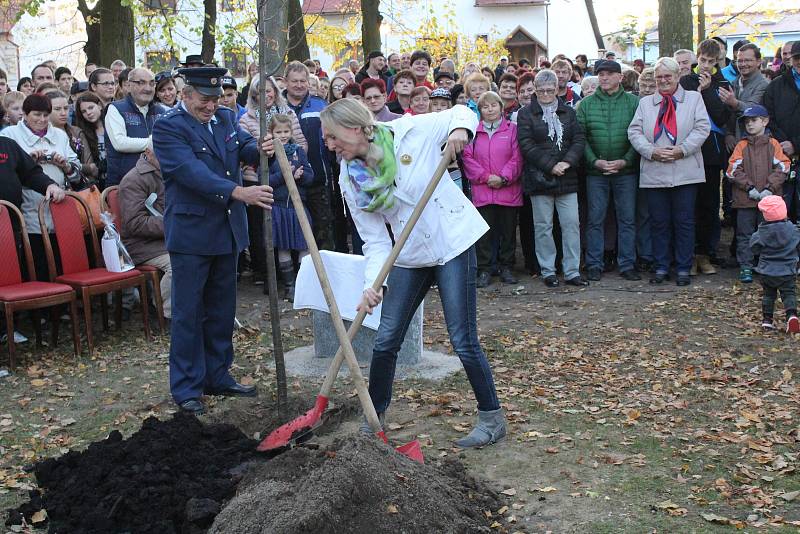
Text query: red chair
101 186 166 334
0 200 80 369
38 193 150 357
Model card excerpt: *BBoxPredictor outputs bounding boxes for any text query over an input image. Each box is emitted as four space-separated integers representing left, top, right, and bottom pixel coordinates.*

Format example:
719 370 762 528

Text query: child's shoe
787 315 800 334
739 268 753 283
762 319 776 331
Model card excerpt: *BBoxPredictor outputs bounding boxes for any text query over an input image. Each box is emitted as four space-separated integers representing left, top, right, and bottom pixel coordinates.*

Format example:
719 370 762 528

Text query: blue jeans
636 186 653 262
532 193 581 279
585 174 638 272
646 185 698 275
369 247 500 413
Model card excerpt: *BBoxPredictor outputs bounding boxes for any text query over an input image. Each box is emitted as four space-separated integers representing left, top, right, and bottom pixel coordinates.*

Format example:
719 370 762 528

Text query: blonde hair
638 67 656 83
463 72 490 100
269 113 294 133
2 90 25 108
319 98 376 137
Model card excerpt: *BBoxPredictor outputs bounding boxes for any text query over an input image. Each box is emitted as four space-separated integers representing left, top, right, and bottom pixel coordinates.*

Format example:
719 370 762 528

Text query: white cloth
293 251 384 331
104 104 152 153
339 104 489 291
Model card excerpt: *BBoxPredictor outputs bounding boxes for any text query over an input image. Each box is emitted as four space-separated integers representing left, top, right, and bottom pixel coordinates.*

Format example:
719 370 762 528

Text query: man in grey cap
153 67 276 415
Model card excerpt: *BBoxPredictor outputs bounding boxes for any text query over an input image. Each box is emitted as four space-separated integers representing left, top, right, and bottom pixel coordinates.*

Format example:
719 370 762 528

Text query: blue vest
104 96 167 186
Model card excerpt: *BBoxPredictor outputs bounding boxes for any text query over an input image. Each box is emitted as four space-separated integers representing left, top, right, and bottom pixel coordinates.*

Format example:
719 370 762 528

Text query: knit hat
758 195 787 222
367 51 384 61
430 87 451 100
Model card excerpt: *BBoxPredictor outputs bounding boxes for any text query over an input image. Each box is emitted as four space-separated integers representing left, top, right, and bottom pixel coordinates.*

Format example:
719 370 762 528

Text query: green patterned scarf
346 125 397 212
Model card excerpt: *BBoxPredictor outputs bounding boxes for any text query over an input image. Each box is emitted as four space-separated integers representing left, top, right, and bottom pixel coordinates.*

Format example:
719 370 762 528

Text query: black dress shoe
649 273 669 284
586 268 602 281
544 275 559 288
476 271 491 288
499 268 518 285
620 269 642 281
179 399 205 415
565 276 589 287
676 275 691 286
206 382 258 397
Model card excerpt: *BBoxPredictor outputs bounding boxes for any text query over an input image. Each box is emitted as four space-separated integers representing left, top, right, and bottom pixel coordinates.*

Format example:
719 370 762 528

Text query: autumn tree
201 0 217 63
74 0 133 66
287 0 310 62
658 0 692 56
361 0 380 57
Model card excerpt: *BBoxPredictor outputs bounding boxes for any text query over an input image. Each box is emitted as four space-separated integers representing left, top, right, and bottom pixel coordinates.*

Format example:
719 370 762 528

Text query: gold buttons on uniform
400 154 412 165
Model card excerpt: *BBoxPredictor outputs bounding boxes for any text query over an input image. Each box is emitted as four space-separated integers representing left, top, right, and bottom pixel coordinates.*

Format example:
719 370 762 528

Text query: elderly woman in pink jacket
462 91 524 287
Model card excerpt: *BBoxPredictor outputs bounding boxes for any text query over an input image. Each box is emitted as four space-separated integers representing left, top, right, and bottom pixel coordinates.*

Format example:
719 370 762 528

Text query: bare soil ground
1 260 799 533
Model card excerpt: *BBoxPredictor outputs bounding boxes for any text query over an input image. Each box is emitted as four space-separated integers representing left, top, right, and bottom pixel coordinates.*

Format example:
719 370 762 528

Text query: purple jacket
462 118 523 207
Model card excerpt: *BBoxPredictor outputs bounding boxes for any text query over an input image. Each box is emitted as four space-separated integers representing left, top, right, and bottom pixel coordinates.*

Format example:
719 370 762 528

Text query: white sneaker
762 320 776 331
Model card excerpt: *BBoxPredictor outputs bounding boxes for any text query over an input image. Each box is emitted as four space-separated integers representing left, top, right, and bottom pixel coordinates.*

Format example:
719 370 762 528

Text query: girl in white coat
320 98 506 448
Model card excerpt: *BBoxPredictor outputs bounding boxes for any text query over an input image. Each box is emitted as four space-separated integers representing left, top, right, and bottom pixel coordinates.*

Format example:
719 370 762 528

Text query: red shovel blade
377 431 424 464
257 395 329 452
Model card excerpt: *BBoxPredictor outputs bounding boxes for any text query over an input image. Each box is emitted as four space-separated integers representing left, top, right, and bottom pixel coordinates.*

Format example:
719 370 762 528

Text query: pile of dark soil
210 435 500 534
5 414 260 533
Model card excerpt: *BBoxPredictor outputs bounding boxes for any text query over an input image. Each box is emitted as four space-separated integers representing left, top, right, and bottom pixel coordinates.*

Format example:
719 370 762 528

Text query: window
220 0 244 11
224 49 248 77
145 0 177 10
146 51 178 72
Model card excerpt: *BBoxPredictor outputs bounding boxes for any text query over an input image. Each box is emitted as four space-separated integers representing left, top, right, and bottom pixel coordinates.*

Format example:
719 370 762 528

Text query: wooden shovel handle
317 149 454 396
274 142 382 433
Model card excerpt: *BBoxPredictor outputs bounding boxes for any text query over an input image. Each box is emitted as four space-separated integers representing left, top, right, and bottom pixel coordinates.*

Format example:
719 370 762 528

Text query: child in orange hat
750 195 800 332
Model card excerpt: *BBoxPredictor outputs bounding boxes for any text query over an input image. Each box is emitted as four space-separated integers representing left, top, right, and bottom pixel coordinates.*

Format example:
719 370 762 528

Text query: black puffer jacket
517 98 585 196
764 69 800 154
680 71 733 167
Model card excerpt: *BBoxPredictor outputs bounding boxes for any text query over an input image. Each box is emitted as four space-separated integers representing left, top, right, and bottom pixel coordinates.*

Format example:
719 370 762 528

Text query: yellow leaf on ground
31 509 47 523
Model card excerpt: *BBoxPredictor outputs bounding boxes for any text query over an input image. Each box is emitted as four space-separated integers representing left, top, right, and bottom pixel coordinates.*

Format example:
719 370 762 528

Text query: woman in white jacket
1 93 80 281
319 98 506 448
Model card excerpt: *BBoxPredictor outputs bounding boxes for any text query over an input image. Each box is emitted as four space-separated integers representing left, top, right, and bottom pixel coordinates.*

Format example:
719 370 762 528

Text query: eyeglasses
129 79 156 87
332 84 346 91
364 95 385 101
94 81 116 87
535 88 556 94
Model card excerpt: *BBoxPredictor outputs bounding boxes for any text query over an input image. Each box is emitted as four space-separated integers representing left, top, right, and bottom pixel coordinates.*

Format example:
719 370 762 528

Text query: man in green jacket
576 60 642 281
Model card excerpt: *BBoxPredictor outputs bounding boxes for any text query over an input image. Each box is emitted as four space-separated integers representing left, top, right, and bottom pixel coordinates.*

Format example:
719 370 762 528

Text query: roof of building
302 0 359 15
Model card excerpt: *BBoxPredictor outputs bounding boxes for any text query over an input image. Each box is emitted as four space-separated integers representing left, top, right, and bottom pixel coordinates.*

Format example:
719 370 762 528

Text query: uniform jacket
749 220 800 277
727 135 790 209
764 68 800 155
517 98 586 197
152 105 260 255
679 71 733 167
627 86 711 188
286 92 333 188
462 117 523 207
575 86 640 176
1 122 79 233
339 104 487 290
118 155 167 264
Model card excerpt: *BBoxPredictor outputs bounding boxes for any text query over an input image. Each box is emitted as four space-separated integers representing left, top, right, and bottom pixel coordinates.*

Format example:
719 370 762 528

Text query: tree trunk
201 0 217 64
583 0 604 52
361 0 381 58
76 0 101 65
658 0 693 57
98 0 135 67
286 0 309 63
697 0 705 44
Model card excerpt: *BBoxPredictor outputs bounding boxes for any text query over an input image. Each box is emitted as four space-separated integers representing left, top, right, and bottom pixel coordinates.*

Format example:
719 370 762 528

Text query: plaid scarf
653 93 678 145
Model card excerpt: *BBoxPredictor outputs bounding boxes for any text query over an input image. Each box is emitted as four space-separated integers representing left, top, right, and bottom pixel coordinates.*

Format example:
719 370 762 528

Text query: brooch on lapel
400 154 412 165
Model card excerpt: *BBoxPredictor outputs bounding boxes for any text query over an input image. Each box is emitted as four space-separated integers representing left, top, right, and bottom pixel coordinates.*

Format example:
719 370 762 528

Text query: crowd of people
1 35 799 353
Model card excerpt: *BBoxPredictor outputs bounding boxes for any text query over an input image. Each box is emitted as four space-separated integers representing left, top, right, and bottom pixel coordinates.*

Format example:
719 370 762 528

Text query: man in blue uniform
153 67 274 414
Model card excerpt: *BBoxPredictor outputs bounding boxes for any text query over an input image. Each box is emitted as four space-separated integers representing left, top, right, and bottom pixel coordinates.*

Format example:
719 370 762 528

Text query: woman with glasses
328 75 349 103
517 69 587 288
154 71 178 107
359 79 400 122
88 68 117 107
408 86 431 115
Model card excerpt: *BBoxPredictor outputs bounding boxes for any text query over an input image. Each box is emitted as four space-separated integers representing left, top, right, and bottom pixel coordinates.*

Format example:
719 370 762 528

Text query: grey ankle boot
359 412 385 434
454 408 506 448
